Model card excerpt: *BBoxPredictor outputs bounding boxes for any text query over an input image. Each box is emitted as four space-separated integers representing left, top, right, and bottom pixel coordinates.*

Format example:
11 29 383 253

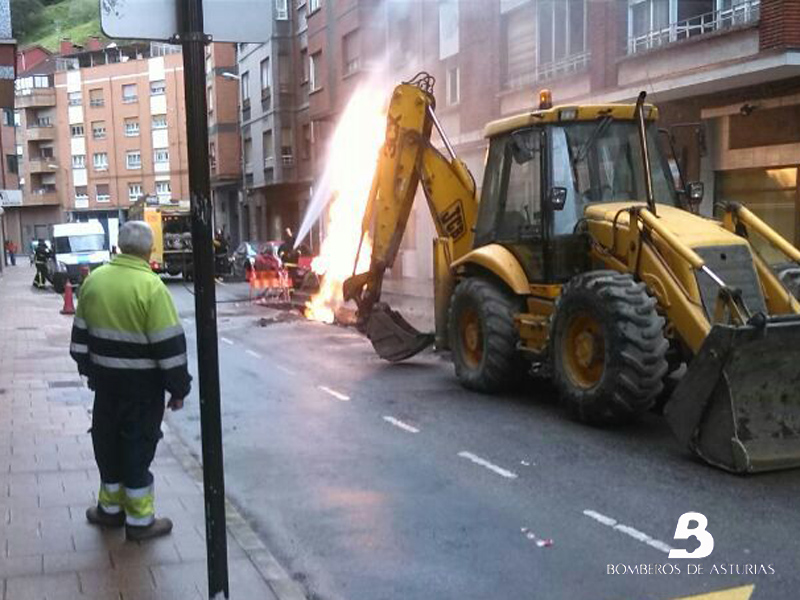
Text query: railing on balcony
627 0 760 55
504 51 591 90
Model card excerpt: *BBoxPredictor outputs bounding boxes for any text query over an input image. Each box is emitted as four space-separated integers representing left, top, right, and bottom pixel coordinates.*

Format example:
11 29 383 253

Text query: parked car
231 241 281 279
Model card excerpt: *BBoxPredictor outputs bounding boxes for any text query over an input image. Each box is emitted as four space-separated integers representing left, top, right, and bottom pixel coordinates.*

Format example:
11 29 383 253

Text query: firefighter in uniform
70 221 191 541
33 239 50 289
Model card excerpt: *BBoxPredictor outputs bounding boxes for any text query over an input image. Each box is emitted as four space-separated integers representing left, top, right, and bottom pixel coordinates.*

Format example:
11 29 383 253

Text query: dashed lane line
457 451 518 479
221 337 234 345
583 509 673 554
382 416 420 433
318 386 351 402
246 349 262 359
275 365 296 376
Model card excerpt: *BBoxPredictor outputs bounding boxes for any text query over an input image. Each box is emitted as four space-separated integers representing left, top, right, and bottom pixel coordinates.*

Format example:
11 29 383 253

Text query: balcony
627 0 760 55
28 159 58 174
16 88 56 109
26 125 55 141
25 188 59 205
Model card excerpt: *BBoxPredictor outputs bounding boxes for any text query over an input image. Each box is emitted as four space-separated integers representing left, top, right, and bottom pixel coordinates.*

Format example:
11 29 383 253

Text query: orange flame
305 85 388 323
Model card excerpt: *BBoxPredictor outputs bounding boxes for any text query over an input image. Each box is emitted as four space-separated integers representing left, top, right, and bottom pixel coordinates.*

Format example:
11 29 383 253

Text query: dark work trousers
91 386 165 489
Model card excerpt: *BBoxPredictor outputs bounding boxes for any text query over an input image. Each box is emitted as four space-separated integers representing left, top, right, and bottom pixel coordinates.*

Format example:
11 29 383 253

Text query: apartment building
234 0 312 245
299 0 799 281
206 42 242 248
0 0 17 271
53 43 189 241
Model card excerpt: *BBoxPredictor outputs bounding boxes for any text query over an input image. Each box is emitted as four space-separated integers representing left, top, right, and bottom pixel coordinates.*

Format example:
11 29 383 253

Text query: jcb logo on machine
440 201 466 240
669 512 714 559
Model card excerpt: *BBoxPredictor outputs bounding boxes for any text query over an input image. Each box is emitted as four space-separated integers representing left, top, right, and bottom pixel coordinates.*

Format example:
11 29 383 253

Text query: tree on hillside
10 0 45 41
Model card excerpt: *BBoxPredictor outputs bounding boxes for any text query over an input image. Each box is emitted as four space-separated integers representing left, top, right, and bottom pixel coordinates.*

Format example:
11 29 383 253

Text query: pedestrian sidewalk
0 265 295 600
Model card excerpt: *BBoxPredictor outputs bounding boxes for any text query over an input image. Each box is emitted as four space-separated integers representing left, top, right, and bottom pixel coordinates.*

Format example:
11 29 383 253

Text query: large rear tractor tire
449 277 524 392
552 271 668 425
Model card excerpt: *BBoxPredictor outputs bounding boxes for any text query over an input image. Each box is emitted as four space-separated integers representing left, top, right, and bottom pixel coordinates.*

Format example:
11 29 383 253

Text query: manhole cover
47 381 83 389
0 389 6 395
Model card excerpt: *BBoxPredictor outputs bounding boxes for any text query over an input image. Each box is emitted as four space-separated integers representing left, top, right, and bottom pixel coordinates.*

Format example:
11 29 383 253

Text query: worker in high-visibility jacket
70 221 192 542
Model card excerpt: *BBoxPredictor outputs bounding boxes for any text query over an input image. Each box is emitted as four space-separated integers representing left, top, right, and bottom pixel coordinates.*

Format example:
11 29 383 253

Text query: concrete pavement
0 265 293 600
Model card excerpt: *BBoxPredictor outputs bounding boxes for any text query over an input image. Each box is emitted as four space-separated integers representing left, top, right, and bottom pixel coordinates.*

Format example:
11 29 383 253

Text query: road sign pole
176 0 229 597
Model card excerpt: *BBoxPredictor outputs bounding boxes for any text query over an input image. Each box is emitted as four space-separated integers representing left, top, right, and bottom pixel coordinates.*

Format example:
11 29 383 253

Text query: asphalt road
166 279 800 600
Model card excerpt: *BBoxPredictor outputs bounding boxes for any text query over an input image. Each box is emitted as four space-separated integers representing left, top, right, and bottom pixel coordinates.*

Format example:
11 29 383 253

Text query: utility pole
176 0 229 597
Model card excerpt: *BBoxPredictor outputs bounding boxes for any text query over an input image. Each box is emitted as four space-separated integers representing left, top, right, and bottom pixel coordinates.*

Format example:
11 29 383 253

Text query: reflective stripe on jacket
70 253 192 398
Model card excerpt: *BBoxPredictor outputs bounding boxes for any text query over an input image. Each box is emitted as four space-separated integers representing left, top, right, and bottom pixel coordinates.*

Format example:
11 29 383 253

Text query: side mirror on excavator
548 187 567 211
687 181 704 206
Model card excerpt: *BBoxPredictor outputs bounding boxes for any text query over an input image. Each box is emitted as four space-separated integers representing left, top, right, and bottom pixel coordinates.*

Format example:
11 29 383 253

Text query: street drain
16 327 38 331
47 381 83 389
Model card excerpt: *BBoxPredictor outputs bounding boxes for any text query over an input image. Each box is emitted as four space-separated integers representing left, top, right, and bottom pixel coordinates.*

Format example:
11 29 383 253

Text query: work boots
125 517 174 542
85 506 126 528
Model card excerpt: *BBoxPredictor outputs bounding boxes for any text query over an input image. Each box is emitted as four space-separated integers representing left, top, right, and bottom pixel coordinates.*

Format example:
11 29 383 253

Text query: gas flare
304 85 388 323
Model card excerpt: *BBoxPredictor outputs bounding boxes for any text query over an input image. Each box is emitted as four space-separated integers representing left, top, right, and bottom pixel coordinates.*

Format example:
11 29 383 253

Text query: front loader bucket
665 316 800 473
363 302 434 362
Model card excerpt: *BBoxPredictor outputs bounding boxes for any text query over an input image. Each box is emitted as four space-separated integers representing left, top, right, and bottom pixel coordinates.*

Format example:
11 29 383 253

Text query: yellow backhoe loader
342 73 800 474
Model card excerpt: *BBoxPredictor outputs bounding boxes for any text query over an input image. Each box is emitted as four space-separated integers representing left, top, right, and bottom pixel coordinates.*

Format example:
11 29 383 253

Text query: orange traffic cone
61 280 76 315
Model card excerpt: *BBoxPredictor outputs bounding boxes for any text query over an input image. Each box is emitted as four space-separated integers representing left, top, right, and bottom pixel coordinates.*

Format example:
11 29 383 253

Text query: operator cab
476 93 683 283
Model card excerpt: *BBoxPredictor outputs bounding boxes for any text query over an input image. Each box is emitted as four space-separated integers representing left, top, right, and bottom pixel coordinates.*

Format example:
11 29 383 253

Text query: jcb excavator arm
342 73 478 361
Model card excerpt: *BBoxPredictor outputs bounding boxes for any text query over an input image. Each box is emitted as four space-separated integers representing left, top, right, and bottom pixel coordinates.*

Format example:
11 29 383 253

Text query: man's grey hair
118 221 154 259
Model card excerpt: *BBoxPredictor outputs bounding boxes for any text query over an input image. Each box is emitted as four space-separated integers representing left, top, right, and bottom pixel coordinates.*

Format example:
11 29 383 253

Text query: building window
241 71 250 104
260 58 271 95
70 124 85 137
438 0 459 60
209 141 217 169
154 148 170 164
150 80 166 96
75 186 88 201
126 150 142 169
207 86 214 113
302 124 311 160
156 180 171 199
281 128 293 165
6 154 18 174
124 118 140 137
71 154 86 169
129 183 143 202
3 109 13 126
93 152 108 171
92 121 106 139
309 52 322 92
89 88 104 107
300 49 308 83
96 184 110 203
152 114 168 129
309 0 320 12
446 66 460 106
122 83 138 103
68 92 82 106
244 137 253 169
342 30 360 76
538 0 586 66
263 130 274 165
275 0 288 19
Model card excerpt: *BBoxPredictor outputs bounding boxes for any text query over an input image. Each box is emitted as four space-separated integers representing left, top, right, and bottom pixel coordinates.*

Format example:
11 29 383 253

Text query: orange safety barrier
249 268 291 304
61 280 76 315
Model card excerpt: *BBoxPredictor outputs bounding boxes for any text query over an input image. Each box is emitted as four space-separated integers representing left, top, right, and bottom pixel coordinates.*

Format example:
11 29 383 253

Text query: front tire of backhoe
449 278 523 393
552 271 668 425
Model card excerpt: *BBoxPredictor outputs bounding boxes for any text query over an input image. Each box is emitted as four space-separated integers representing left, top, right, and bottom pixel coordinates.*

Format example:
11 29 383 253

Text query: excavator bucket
665 316 800 473
363 302 435 362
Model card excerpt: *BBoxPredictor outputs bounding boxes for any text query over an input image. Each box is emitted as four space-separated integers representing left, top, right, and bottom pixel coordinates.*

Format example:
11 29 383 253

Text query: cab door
474 128 545 282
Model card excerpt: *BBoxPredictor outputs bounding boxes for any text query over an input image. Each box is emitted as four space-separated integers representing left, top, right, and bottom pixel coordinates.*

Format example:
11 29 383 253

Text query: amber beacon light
538 89 553 109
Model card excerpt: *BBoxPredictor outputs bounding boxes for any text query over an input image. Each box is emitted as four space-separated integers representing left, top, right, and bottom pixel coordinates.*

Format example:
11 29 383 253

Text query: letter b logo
669 512 714 559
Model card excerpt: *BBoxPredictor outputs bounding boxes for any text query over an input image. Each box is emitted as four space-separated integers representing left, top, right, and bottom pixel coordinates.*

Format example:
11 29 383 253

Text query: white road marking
275 364 296 376
457 451 518 479
382 416 420 433
246 349 261 359
318 386 350 402
220 337 234 345
583 509 673 554
182 318 192 325
217 280 227 286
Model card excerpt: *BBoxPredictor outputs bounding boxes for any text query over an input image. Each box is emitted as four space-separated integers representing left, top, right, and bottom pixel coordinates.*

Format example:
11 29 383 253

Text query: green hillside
14 0 104 51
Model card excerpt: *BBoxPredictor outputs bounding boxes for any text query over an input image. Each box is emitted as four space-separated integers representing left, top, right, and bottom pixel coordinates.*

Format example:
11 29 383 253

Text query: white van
48 222 110 292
